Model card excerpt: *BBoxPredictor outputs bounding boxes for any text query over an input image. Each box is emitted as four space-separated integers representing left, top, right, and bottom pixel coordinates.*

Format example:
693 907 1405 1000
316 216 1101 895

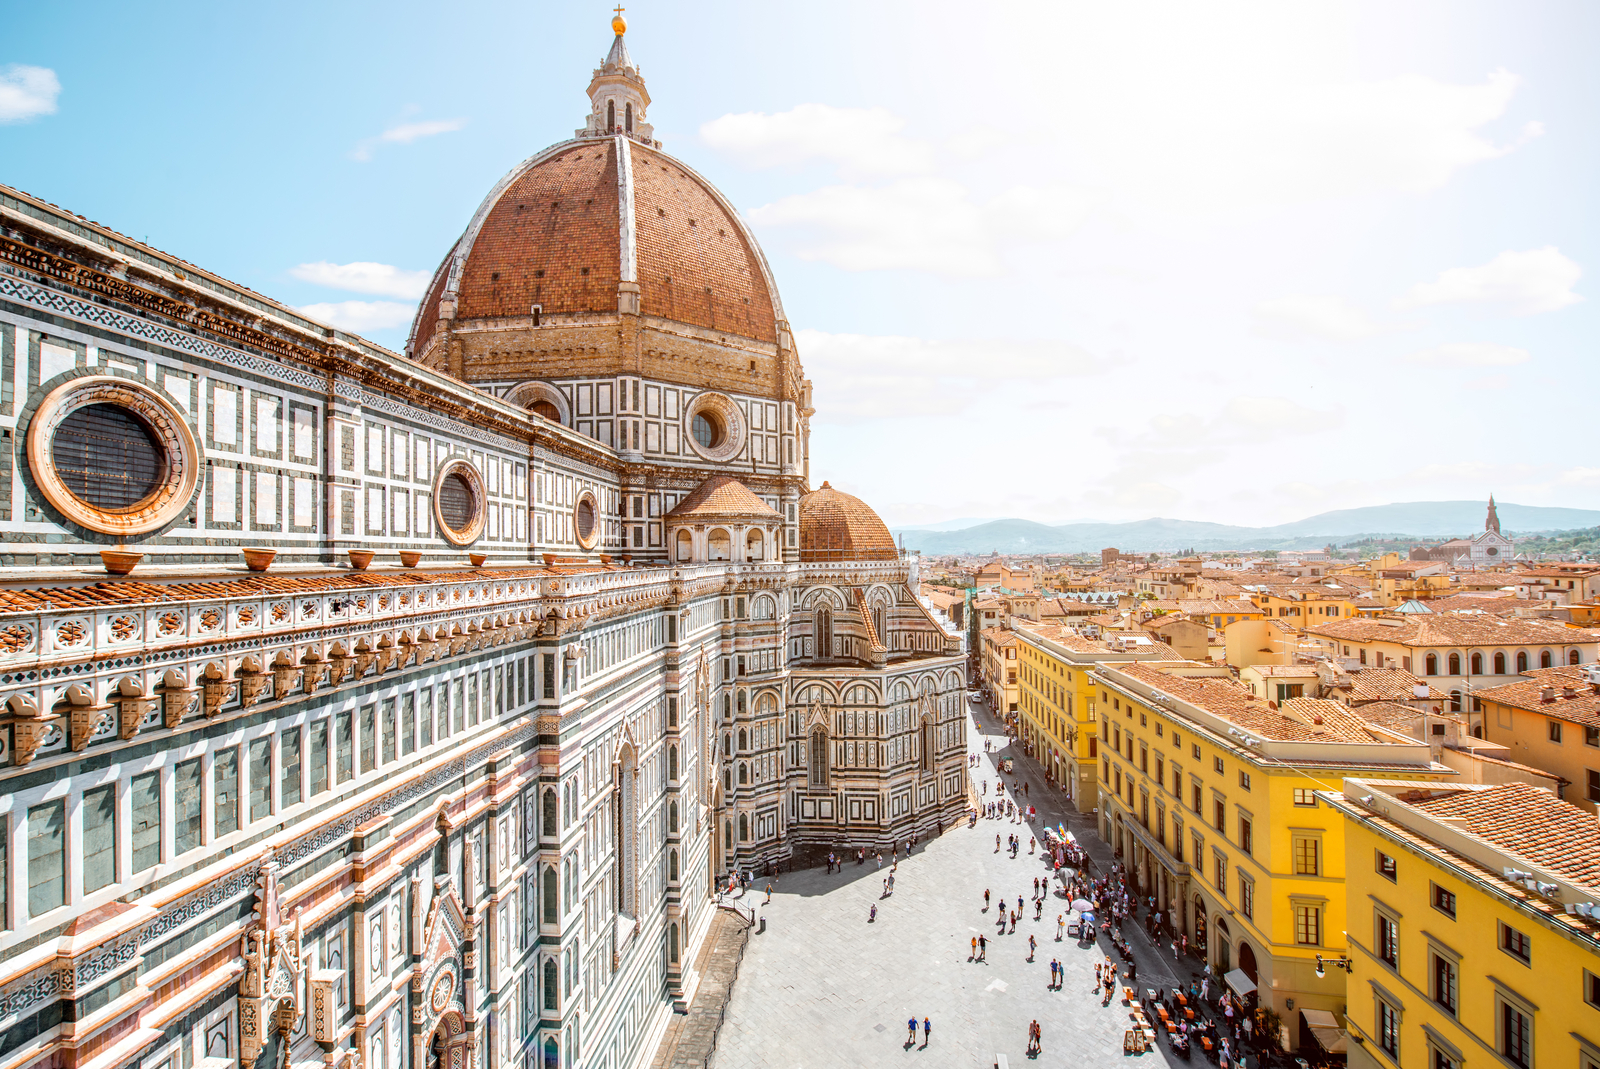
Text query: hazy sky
4 1 1595 527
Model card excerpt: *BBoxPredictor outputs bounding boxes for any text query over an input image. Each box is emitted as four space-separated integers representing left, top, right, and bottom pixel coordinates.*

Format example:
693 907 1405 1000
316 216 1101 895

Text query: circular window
52 404 166 511
681 392 747 462
432 460 486 546
28 375 200 536
574 490 600 550
692 413 722 450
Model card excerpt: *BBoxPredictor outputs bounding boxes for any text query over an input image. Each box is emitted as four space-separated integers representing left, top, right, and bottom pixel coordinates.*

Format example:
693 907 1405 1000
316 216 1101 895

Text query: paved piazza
710 700 1201 1068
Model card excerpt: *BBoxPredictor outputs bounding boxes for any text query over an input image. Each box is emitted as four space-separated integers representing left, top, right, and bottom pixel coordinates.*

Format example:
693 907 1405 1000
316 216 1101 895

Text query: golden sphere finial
612 5 627 34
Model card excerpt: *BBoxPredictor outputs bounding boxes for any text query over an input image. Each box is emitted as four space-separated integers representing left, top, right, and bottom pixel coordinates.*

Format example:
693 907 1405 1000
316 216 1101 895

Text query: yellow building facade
1093 662 1448 1046
1330 778 1600 1069
1012 622 1184 812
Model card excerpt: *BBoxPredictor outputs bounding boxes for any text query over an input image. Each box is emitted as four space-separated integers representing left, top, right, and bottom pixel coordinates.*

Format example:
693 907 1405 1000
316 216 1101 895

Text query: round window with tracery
432 460 485 546
29 375 200 536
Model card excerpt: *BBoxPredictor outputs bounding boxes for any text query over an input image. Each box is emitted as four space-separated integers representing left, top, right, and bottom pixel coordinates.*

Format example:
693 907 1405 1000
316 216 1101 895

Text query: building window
28 800 65 916
1293 788 1316 807
1499 922 1530 964
1583 969 1600 1009
1377 913 1399 967
1238 770 1251 791
1550 720 1564 744
215 747 239 838
1431 883 1457 918
82 784 117 895
1432 953 1458 1014
1293 836 1320 876
1376 851 1397 881
1294 904 1321 945
1494 651 1507 674
1239 878 1254 919
131 770 162 872
1213 853 1227 895
1376 999 1400 1059
1499 999 1532 1067
1239 816 1252 855
1449 652 1461 675
1214 799 1226 832
1429 1046 1458 1069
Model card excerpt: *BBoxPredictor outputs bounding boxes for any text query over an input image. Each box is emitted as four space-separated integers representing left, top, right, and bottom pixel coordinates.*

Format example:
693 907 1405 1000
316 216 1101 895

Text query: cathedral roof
665 475 781 522
799 482 899 563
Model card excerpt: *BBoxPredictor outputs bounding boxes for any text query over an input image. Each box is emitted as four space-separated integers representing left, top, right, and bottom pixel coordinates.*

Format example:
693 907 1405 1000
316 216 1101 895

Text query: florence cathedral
0 14 965 1069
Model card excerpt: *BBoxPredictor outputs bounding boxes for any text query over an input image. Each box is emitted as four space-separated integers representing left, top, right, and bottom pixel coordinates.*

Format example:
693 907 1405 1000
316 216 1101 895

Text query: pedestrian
1056 913 1064 940
764 883 772 903
1094 962 1102 988
876 852 882 869
1018 895 1024 914
984 889 991 910
979 934 987 960
907 1016 917 1044
922 1017 930 1045
1034 899 1043 921
1028 933 1036 961
971 936 977 959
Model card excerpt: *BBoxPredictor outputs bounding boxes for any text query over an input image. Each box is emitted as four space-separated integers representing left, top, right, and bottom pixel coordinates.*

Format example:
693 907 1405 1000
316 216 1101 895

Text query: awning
1223 968 1257 997
1300 1009 1349 1054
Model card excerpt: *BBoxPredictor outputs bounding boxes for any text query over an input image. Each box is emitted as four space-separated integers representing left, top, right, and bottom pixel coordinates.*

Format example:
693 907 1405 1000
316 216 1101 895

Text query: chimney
1563 685 1577 700
1541 686 1556 702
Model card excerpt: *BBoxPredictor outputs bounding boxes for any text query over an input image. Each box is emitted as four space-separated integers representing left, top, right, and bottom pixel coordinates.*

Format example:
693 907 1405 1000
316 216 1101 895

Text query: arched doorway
1193 895 1207 956
1214 916 1231 972
425 1010 468 1069
1238 941 1258 984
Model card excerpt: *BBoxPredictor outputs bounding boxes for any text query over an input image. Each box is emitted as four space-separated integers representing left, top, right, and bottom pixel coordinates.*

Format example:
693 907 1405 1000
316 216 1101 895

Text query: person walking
984 888 991 911
979 934 987 960
922 1017 931 1046
971 936 978 960
1028 933 1037 961
907 1016 917 1045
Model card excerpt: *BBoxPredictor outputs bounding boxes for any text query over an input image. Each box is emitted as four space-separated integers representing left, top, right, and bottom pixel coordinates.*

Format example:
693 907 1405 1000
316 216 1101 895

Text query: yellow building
1012 622 1183 811
1094 662 1449 1046
1329 778 1600 1069
980 625 1019 718
1246 584 1361 623
1477 663 1600 813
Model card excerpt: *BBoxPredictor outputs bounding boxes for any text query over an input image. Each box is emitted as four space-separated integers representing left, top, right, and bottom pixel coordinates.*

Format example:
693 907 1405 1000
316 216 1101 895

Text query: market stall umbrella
1071 898 1094 911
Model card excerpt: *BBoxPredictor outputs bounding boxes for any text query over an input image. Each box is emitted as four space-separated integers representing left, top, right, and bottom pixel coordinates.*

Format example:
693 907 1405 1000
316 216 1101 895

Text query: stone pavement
651 907 753 1069
707 699 1207 1069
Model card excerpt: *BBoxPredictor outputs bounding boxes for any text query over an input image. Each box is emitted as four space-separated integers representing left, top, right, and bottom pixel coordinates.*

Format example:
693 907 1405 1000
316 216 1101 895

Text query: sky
3 1 1597 529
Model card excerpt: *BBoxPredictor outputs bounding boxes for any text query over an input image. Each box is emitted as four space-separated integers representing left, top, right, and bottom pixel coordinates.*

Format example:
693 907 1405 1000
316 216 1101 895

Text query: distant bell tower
577 8 657 145
1486 494 1501 534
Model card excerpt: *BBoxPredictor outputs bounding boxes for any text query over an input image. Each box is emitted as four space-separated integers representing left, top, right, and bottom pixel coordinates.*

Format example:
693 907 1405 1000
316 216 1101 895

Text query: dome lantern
579 10 654 144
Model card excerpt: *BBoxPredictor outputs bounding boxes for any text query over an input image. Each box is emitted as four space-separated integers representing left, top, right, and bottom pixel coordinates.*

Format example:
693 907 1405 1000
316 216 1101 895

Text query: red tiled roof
1409 782 1600 886
798 482 897 563
664 475 780 521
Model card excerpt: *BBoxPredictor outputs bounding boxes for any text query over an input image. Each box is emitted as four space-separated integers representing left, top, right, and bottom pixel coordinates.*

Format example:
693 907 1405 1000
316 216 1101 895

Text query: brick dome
799 482 899 563
407 137 784 356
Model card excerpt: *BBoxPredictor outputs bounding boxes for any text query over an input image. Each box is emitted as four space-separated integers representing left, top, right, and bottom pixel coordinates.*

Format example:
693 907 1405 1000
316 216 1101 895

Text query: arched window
1470 653 1483 675
738 728 747 751
724 820 732 850
1424 653 1438 676
738 762 748 784
739 813 748 840
607 100 615 130
1516 651 1528 673
708 529 731 561
668 745 678 780
1541 650 1553 668
921 716 934 772
1572 650 1583 665
746 529 763 561
542 788 558 838
809 728 829 787
723 768 730 792
543 961 558 1011
625 102 633 132
669 849 678 882
1448 652 1461 675
1450 690 1461 712
723 734 730 757
815 608 832 661
542 866 558 924
874 606 886 640
617 746 638 917
669 800 678 833
675 529 692 562
669 922 678 964
1493 652 1506 675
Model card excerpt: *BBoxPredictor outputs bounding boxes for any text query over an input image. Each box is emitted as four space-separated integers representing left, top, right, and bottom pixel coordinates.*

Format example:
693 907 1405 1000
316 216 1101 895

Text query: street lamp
1314 954 1353 978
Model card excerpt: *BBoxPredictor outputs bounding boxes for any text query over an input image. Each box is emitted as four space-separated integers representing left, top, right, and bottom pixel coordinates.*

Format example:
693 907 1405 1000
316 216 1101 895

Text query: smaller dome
799 482 898 563
666 475 780 522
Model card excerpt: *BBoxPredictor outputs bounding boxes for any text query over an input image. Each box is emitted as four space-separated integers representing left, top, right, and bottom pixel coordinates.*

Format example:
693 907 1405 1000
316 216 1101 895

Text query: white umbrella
1071 898 1094 911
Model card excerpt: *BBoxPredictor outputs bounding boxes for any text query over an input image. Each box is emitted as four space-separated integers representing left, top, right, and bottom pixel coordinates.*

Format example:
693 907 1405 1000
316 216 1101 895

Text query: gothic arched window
625 102 633 132
607 100 615 130
815 608 832 661
542 788 557 838
616 747 638 917
809 728 828 787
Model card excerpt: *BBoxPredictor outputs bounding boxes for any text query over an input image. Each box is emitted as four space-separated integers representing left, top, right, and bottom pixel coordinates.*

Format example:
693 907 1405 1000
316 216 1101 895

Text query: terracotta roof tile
1409 782 1600 886
798 482 897 563
664 475 780 521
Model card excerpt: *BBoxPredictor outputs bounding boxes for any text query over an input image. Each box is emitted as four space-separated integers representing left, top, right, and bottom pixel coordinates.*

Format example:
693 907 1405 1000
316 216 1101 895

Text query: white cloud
700 104 933 179
1397 247 1582 315
799 329 1100 421
1405 342 1530 367
748 178 1096 276
290 261 432 299
1252 294 1383 341
0 65 59 123
351 118 466 161
297 300 415 332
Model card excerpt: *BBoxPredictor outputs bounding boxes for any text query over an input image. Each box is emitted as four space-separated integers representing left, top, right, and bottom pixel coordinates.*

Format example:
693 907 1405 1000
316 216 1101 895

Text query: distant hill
892 501 1600 556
